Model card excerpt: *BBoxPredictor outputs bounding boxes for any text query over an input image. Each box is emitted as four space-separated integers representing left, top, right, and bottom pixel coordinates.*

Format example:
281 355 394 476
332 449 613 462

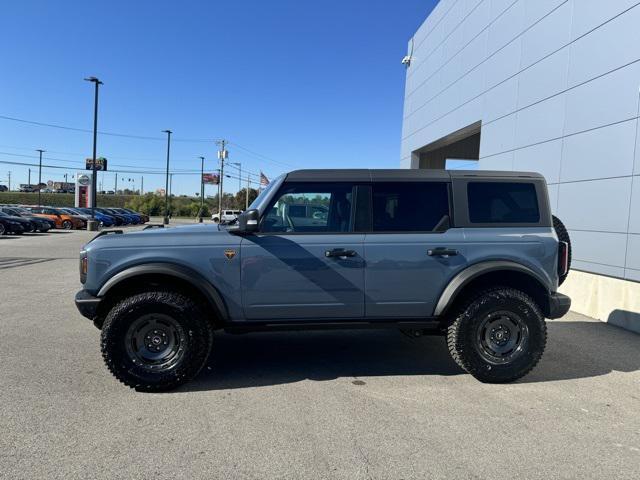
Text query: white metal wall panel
513 140 562 183
557 177 633 233
570 0 640 40
560 120 637 182
516 49 568 108
401 0 640 280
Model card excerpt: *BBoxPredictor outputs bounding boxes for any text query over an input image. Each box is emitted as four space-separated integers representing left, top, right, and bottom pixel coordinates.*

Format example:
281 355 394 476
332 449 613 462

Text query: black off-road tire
101 291 213 392
447 287 547 383
552 215 571 285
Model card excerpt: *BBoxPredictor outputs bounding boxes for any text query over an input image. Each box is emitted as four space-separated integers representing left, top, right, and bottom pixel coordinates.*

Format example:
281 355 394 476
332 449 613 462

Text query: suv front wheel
447 287 546 383
101 291 213 391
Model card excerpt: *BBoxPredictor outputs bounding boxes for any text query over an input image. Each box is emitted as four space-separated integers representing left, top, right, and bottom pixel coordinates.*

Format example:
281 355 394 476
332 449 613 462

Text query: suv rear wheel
101 291 213 391
447 287 546 383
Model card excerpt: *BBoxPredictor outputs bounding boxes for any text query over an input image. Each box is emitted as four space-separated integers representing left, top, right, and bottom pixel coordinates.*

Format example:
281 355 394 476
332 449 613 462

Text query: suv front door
240 182 365 320
363 181 467 318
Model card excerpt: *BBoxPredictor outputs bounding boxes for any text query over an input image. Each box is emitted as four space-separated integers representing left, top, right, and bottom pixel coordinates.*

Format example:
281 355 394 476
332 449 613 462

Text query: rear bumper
75 289 102 320
547 292 571 319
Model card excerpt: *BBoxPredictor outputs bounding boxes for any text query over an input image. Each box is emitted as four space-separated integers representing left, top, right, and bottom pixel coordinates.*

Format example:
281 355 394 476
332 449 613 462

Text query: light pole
162 130 172 224
199 156 205 223
84 76 102 231
36 149 45 206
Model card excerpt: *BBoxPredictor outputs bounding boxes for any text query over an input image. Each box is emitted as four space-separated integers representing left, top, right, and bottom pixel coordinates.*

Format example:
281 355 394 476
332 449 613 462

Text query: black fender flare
433 260 550 317
97 262 228 322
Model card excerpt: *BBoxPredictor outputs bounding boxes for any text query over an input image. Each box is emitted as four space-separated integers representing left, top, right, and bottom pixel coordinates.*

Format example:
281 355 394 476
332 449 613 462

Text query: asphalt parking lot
1 224 639 479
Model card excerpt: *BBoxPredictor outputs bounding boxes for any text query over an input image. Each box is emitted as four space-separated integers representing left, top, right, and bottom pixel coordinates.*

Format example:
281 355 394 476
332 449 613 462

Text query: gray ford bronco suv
75 169 571 391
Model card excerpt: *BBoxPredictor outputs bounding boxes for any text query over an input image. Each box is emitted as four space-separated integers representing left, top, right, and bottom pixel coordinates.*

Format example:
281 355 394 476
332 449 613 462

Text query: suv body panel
240 233 365 320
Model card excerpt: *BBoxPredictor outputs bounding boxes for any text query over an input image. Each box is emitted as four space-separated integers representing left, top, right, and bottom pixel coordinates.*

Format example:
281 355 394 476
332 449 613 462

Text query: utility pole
28 168 31 185
36 149 45 206
115 173 118 193
162 130 172 224
199 156 205 223
7 171 11 191
216 140 227 216
141 176 144 195
84 76 102 231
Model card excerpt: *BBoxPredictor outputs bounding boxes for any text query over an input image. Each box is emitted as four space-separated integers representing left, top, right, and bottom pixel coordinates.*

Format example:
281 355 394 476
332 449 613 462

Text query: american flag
260 171 270 187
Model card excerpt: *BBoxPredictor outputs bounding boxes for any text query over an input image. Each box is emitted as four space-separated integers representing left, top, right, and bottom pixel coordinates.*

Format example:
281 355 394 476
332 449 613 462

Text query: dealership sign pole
84 76 103 231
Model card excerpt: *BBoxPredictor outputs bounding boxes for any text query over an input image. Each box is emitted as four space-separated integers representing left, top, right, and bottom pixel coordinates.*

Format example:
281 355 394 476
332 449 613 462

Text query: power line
228 141 298 168
0 114 297 168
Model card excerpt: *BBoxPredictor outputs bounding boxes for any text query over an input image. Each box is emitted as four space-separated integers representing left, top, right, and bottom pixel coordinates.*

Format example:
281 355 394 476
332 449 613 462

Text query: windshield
248 174 284 212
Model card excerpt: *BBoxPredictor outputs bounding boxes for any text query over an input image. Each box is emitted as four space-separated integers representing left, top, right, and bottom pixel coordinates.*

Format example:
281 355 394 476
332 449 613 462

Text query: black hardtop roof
285 169 545 182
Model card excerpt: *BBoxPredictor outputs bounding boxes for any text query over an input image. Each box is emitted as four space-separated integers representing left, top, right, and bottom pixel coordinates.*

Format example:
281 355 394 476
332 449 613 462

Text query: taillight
558 241 569 277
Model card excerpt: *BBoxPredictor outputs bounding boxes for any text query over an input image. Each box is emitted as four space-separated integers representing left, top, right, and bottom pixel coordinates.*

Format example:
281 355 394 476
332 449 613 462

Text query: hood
85 223 235 250
2 215 31 224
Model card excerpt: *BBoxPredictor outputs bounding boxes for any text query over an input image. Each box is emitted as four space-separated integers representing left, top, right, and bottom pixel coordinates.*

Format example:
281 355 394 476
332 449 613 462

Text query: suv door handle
325 248 357 258
427 247 459 257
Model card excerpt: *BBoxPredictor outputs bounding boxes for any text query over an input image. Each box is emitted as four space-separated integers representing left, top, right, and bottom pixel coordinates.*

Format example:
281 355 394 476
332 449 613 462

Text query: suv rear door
362 180 467 318
240 181 365 320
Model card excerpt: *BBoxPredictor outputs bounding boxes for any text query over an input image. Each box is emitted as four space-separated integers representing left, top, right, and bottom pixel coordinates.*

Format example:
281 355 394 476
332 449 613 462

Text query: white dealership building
401 0 640 331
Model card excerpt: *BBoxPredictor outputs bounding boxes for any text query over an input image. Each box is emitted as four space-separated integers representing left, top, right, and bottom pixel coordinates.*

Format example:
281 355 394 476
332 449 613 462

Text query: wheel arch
434 261 552 319
95 263 228 328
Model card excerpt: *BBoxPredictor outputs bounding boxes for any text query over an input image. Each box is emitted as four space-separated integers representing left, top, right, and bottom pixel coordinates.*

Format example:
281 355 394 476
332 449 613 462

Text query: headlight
79 251 88 283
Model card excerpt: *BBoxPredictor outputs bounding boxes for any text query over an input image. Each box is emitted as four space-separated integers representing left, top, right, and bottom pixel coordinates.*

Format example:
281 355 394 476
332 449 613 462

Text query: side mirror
236 209 259 233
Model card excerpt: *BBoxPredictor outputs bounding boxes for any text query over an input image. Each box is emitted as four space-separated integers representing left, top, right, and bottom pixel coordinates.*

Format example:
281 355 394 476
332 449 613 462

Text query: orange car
27 206 86 230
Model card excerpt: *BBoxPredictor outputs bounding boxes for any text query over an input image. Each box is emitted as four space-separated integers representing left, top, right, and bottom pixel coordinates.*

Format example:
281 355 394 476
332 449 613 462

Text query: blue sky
0 0 438 195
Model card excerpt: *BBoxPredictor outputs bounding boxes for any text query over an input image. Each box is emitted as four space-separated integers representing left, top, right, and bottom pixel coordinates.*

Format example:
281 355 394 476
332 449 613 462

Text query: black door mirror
236 209 260 233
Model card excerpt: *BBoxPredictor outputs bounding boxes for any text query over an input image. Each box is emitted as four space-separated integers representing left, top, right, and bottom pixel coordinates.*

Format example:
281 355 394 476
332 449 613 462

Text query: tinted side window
468 182 539 223
262 183 353 233
371 182 449 232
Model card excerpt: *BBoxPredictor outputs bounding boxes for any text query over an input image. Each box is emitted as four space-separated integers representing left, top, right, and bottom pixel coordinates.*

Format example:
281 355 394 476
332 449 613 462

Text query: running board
224 318 442 334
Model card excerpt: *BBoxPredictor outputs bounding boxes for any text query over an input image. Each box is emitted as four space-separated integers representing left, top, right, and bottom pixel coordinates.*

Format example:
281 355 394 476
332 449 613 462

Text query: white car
211 209 242 223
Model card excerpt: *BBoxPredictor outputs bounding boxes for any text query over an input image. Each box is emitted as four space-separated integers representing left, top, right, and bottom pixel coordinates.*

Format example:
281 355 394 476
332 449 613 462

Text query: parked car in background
211 209 242 223
120 208 148 223
0 206 57 230
76 208 116 227
0 215 25 235
96 208 129 226
59 208 91 222
27 206 86 229
0 185 8 192
105 208 138 225
0 210 36 232
111 207 143 224
0 207 51 232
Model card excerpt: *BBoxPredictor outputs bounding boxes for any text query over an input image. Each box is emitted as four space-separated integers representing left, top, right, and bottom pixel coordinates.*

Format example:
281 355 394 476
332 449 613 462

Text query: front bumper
75 289 102 320
547 292 571 319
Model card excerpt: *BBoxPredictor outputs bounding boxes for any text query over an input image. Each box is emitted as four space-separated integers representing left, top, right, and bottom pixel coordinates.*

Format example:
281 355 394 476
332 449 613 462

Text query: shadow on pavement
181 320 640 392
0 235 20 239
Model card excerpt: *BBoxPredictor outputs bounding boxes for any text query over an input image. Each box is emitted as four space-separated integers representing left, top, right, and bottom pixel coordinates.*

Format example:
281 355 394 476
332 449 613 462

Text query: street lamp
84 76 103 231
36 149 45 206
162 130 172 224
199 156 205 223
